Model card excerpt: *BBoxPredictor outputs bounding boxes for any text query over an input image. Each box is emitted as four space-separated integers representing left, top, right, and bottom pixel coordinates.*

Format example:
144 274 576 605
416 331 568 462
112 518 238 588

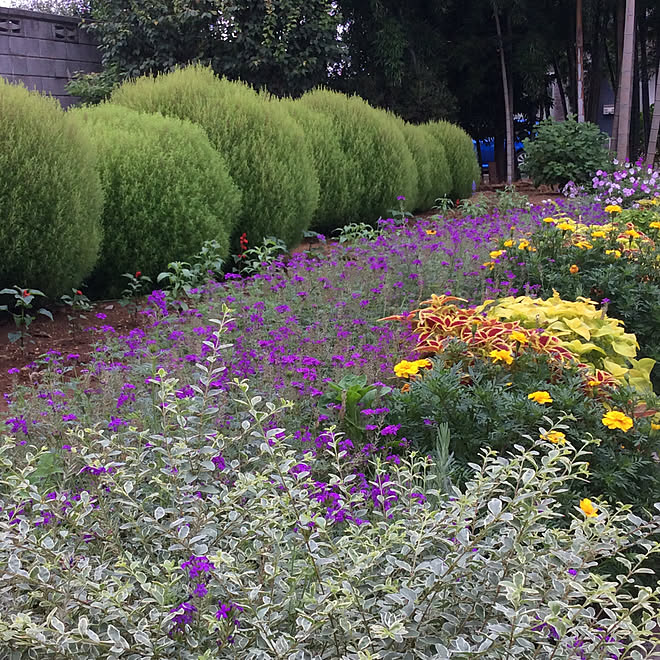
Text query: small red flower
76 290 83 296
22 290 29 297
135 271 142 278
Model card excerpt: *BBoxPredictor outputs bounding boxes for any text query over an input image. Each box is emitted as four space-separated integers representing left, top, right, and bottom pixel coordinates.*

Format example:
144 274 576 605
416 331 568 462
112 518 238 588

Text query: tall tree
493 0 514 184
576 0 586 121
615 0 636 160
646 59 660 165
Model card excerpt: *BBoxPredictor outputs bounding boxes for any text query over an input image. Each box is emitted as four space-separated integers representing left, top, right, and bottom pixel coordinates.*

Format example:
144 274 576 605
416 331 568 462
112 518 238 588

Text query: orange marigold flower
569 264 579 274
602 410 633 432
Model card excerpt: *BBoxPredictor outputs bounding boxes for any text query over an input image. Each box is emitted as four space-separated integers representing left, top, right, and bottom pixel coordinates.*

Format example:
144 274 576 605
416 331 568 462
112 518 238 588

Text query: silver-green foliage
71 103 241 296
111 65 319 248
423 120 481 200
0 79 104 297
300 88 418 224
0 318 659 658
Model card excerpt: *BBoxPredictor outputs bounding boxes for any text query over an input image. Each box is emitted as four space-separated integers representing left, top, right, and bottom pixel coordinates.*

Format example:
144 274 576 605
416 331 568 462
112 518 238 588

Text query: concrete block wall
0 7 101 107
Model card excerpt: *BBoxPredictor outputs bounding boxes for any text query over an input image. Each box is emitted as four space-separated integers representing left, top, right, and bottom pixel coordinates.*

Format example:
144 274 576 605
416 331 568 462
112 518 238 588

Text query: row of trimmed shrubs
0 66 480 298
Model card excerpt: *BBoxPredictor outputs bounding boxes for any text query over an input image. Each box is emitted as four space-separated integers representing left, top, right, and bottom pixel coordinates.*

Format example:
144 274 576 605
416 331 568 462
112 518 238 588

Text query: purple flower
108 416 128 432
181 555 215 579
380 424 400 436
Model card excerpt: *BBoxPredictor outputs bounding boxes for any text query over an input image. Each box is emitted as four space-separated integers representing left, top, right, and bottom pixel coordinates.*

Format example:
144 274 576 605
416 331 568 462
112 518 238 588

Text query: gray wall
0 7 101 107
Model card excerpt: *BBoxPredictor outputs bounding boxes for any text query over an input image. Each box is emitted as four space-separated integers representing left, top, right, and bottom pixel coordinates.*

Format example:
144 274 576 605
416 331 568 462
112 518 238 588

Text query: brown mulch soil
0 302 144 411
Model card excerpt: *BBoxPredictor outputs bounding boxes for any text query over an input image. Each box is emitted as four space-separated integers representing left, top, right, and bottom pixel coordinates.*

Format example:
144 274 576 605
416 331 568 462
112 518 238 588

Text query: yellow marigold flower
528 390 553 404
605 249 621 258
569 264 579 274
482 261 495 269
518 239 530 250
542 217 556 223
575 241 592 249
651 422 660 430
503 239 515 247
557 222 575 232
579 498 598 518
602 410 633 432
394 359 432 378
509 330 528 344
587 379 599 387
541 430 566 445
490 348 514 365
426 229 437 235
649 221 660 230
490 249 505 259
604 204 622 214
624 229 640 239
394 360 417 378
591 231 606 238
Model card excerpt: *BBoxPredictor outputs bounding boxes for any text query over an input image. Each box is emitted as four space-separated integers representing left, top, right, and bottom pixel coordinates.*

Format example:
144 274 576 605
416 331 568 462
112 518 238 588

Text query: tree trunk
646 60 660 166
493 2 514 185
612 0 626 142
553 56 569 119
616 0 636 162
630 35 640 161
576 0 585 121
638 5 651 150
587 0 603 123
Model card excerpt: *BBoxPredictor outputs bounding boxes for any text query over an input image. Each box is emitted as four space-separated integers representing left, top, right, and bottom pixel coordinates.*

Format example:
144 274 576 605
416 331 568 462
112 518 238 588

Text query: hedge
280 98 355 235
422 120 480 200
111 65 319 248
72 103 241 296
299 89 418 224
0 79 103 297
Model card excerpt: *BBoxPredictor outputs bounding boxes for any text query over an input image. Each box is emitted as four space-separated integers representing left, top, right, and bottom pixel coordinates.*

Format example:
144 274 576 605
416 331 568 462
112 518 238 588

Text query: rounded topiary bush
400 122 432 211
111 65 319 248
423 120 480 200
72 103 241 296
413 124 453 208
280 98 355 235
0 79 103 297
299 89 418 224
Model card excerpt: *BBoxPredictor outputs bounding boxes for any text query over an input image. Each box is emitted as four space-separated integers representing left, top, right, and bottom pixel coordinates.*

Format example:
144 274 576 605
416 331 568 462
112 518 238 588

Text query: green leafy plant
60 288 93 333
388 343 660 510
494 184 530 212
385 196 414 225
65 66 120 105
0 286 53 348
234 236 288 275
521 116 611 187
118 271 153 317
434 196 457 213
322 374 391 442
335 222 381 243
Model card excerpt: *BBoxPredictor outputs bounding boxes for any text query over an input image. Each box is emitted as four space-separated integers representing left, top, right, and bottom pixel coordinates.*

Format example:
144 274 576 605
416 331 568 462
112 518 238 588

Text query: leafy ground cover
1 193 660 658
